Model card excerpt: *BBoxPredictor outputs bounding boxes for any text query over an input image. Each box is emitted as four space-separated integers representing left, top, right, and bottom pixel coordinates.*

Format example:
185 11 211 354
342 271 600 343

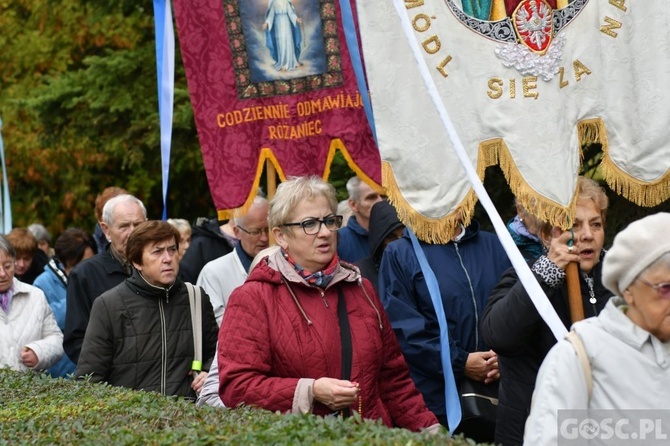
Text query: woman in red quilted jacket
217 176 439 432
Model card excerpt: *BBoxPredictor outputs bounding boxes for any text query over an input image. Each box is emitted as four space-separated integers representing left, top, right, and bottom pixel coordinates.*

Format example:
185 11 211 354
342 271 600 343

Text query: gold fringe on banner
217 148 286 222
377 117 669 241
585 118 670 206
482 138 579 231
216 141 384 221
382 161 478 244
382 137 582 243
577 118 603 148
578 117 670 206
218 114 668 233
323 138 384 194
601 152 670 207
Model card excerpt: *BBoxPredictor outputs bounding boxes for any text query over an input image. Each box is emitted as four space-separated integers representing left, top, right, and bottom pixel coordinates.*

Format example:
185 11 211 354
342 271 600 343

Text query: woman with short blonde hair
217 176 439 432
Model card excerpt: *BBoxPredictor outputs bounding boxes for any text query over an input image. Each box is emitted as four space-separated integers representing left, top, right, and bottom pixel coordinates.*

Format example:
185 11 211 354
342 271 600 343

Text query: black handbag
457 378 499 443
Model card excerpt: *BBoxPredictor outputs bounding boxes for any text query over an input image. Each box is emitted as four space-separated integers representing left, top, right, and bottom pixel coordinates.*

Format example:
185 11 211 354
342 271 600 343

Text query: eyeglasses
637 278 670 300
282 215 343 235
0 262 15 273
236 226 269 237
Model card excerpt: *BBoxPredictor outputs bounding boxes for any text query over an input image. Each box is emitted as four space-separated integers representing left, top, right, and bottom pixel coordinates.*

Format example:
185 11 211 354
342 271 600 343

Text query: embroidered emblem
494 32 565 81
513 0 554 54
445 0 590 81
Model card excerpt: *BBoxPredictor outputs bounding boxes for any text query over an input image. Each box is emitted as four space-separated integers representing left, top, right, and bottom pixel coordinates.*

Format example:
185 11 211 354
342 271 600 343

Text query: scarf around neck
282 248 339 289
0 285 14 313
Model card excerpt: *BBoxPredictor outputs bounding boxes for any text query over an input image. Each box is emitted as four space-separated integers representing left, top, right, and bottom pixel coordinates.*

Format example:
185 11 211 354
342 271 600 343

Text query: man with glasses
197 197 269 326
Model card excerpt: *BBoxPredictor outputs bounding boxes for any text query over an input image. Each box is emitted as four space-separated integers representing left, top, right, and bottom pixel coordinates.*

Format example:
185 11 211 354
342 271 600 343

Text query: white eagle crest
516 1 553 50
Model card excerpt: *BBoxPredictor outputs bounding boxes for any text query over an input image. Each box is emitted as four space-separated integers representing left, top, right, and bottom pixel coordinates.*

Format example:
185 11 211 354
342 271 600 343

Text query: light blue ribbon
0 118 12 233
337 0 377 143
408 229 462 435
153 0 175 220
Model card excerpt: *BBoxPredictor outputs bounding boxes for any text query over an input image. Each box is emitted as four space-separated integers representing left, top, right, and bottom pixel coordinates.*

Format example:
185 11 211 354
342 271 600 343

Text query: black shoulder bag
337 286 353 418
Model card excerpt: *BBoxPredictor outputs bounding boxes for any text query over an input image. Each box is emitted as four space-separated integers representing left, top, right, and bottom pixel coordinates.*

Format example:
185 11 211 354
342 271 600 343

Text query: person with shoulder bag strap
186 282 206 391
564 330 593 398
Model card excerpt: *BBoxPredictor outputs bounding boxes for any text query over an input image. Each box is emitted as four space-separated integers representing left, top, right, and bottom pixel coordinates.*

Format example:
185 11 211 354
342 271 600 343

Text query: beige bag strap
565 330 592 398
186 282 203 372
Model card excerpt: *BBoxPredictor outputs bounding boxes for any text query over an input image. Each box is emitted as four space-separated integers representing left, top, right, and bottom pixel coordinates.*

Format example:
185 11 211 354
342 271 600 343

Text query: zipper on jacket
454 243 480 351
282 278 312 325
319 289 329 308
359 278 383 330
158 298 168 395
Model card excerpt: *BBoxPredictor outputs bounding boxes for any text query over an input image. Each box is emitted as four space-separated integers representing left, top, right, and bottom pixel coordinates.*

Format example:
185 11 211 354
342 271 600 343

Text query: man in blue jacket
378 219 511 437
337 176 384 263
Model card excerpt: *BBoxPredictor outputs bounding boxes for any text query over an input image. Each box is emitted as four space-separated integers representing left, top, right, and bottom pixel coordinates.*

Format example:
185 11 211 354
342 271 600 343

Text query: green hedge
0 369 480 445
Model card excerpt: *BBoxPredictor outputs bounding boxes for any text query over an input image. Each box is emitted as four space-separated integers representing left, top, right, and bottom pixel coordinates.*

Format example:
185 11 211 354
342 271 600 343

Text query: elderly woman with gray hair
0 235 64 371
216 176 439 432
525 212 670 445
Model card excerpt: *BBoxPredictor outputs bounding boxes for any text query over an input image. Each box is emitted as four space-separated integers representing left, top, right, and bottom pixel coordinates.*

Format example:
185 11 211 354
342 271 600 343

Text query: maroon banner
173 0 380 219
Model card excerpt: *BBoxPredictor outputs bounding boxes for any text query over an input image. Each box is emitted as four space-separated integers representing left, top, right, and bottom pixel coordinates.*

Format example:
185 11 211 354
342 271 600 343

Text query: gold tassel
577 119 604 147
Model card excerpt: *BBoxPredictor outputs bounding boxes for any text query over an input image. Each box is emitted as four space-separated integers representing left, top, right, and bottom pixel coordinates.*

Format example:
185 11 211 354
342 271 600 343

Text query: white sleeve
524 339 590 446
25 297 64 370
195 353 226 409
197 264 225 327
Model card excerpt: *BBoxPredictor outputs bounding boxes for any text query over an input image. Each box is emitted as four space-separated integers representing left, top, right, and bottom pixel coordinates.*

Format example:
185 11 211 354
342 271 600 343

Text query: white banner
358 0 670 242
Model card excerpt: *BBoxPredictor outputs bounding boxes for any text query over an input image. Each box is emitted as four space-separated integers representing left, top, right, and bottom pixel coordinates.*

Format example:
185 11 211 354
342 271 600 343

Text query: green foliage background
0 1 211 235
0 2 666 242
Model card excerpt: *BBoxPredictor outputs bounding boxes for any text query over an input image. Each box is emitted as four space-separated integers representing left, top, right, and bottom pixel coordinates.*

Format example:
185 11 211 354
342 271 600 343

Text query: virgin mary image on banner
240 0 327 83
263 0 302 71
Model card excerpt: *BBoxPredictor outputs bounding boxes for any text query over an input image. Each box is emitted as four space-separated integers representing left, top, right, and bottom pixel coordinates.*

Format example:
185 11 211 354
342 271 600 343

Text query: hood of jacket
125 267 184 301
399 218 481 245
247 248 361 289
191 218 228 240
367 200 404 260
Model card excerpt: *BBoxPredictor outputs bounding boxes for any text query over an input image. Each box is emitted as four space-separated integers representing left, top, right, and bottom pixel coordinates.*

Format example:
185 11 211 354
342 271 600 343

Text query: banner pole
566 262 584 323
266 158 276 201
266 158 277 245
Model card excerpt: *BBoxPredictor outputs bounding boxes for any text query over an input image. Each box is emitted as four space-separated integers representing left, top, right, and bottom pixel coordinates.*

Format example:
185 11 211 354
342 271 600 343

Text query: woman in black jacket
76 221 218 399
481 177 613 445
